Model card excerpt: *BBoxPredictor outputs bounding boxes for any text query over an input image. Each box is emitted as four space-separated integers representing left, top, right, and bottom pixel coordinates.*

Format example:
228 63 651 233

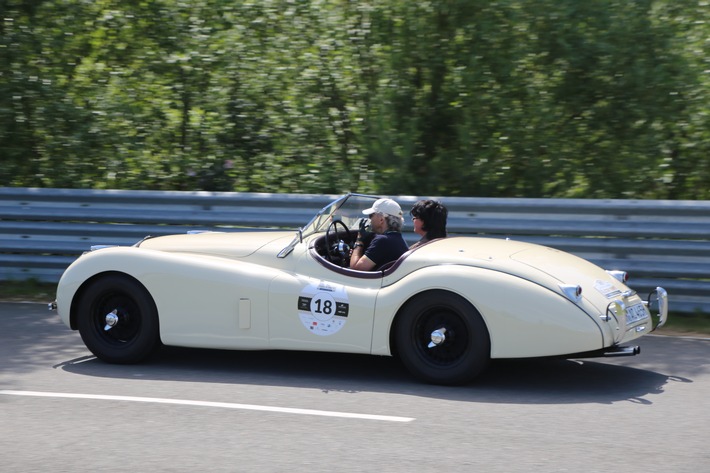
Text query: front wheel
395 290 490 385
77 274 160 363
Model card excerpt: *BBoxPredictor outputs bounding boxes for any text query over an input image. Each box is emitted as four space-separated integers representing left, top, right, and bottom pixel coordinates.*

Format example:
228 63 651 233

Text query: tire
76 274 160 364
395 290 490 385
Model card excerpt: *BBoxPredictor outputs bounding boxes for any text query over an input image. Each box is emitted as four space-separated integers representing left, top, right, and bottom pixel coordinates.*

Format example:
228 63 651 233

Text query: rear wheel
77 274 160 363
395 290 490 385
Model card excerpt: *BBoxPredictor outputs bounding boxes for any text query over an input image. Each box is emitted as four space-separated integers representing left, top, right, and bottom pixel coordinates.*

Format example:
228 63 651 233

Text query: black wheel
77 274 160 364
325 219 351 266
395 290 490 385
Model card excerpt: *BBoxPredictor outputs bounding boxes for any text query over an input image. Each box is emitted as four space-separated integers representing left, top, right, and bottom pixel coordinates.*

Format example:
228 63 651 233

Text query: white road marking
0 390 415 423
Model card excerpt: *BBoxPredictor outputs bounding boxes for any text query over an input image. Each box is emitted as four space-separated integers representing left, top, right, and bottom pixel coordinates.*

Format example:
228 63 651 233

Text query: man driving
349 198 409 271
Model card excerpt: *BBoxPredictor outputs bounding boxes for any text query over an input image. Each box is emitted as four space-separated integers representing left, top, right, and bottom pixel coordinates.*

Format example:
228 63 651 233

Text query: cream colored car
54 193 668 385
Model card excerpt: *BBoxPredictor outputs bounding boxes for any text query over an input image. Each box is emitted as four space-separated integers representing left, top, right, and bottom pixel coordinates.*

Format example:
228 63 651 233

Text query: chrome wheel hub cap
428 327 447 348
104 309 119 331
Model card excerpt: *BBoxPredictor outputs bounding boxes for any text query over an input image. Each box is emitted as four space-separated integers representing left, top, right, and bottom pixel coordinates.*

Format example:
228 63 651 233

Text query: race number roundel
298 281 349 336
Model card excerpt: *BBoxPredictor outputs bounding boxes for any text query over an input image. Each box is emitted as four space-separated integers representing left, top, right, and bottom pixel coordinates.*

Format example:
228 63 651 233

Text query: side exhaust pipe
567 345 640 359
602 345 640 357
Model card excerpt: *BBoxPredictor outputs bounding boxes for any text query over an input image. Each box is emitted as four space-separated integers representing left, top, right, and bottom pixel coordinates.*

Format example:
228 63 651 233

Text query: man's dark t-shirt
364 231 408 269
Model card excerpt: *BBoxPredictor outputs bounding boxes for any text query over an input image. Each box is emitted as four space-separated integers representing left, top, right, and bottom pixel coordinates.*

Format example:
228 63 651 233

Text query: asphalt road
1 302 709 473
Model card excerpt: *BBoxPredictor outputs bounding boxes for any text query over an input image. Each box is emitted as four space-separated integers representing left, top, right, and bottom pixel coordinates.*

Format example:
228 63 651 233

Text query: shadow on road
3 304 698 405
55 345 683 405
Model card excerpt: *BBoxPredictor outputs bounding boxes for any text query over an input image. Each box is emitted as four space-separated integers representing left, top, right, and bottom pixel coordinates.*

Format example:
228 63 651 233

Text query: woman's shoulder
409 238 425 250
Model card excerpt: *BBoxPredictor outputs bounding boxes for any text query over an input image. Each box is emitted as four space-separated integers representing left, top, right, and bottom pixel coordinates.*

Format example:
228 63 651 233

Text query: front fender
56 246 279 349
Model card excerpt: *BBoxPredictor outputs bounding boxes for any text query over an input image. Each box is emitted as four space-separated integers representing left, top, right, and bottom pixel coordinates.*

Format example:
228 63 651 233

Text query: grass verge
1 280 707 337
0 280 57 303
656 312 710 337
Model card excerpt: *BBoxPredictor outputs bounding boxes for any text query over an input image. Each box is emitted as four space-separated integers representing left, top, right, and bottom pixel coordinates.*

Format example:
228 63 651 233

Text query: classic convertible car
53 193 668 385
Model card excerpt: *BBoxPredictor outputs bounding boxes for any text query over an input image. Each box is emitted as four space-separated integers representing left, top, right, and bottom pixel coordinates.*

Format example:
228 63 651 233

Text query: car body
54 193 669 385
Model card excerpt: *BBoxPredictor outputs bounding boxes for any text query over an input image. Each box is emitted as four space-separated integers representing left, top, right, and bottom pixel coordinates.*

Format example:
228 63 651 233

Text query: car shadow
56 346 681 405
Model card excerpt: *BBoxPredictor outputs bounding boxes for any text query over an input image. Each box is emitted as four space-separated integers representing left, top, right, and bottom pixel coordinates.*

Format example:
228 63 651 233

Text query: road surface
1 302 708 472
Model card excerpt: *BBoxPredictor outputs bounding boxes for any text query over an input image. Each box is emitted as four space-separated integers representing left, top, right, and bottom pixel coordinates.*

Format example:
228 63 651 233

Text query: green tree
0 0 708 198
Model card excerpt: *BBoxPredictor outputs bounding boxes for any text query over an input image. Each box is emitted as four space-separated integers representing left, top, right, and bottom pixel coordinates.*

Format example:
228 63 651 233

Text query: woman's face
412 215 425 236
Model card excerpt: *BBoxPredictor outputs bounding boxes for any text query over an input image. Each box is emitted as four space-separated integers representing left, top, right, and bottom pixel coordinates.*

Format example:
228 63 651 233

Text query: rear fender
372 265 606 359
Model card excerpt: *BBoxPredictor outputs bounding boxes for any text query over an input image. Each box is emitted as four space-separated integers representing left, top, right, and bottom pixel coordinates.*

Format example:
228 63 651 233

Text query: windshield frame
277 193 380 258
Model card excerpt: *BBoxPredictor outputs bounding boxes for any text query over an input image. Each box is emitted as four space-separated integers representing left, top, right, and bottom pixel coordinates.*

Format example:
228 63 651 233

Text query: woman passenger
409 199 448 249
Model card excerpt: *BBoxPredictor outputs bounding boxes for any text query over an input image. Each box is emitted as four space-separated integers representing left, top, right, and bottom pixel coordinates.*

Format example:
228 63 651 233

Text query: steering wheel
325 220 351 267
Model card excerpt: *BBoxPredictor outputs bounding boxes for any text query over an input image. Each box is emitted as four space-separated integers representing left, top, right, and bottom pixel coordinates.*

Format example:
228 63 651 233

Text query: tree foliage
1 0 708 198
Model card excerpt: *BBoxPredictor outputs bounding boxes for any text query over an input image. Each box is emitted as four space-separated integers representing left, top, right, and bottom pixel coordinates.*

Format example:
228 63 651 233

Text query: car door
268 250 382 354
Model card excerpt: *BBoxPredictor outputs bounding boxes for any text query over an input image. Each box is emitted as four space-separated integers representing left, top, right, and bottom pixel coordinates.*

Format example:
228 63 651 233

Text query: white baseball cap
362 198 403 218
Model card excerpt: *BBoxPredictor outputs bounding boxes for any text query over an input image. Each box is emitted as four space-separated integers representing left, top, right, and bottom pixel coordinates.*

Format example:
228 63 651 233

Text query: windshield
278 193 380 258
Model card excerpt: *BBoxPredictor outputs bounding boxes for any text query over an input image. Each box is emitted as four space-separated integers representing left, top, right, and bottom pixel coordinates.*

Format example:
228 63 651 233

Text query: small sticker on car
297 281 349 336
594 280 622 299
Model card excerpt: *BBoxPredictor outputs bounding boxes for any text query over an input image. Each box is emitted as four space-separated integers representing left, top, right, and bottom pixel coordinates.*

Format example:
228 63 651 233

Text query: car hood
137 230 295 258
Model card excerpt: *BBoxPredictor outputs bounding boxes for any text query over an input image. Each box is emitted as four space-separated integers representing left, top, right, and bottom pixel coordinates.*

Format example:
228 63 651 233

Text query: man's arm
350 241 376 271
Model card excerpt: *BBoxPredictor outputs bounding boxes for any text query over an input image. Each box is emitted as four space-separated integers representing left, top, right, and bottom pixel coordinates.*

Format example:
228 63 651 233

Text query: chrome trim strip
90 245 117 252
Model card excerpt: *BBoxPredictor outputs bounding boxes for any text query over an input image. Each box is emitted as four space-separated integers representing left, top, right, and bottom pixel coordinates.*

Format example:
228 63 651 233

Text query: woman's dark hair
410 199 448 240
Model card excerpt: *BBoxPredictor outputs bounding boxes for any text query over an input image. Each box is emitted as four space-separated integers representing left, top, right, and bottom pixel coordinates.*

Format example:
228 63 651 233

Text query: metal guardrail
1 187 709 314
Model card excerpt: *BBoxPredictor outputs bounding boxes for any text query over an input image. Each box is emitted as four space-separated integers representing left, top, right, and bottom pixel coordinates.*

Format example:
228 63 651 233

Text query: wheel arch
388 288 491 360
69 270 156 331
